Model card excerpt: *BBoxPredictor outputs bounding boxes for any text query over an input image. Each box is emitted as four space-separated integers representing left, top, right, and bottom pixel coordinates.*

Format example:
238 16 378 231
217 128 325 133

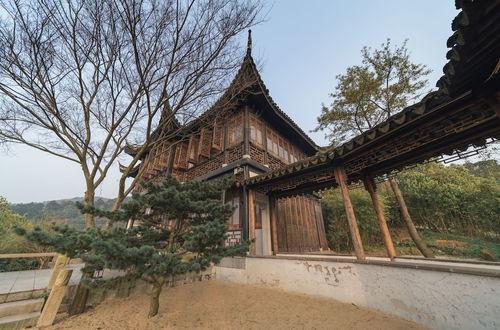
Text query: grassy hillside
11 197 122 229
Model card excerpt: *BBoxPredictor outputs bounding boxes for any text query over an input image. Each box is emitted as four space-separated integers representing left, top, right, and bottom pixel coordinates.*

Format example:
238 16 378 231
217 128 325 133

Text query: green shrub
322 188 384 252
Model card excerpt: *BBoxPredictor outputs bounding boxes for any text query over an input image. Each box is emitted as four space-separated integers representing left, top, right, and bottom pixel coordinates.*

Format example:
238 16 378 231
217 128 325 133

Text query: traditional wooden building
126 31 329 255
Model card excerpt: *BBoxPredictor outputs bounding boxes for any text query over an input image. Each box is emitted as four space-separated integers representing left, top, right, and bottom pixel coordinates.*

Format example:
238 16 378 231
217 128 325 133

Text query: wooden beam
333 164 366 260
248 189 256 255
363 175 397 261
269 195 279 255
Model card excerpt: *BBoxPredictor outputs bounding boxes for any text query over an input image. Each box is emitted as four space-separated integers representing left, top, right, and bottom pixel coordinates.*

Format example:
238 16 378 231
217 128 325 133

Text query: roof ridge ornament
247 29 252 54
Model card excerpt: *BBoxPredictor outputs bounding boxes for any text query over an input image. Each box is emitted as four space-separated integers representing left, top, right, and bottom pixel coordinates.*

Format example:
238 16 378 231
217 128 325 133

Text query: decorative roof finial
247 29 252 54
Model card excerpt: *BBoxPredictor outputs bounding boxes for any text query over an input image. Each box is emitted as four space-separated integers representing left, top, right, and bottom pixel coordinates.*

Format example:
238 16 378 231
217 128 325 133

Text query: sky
0 0 458 203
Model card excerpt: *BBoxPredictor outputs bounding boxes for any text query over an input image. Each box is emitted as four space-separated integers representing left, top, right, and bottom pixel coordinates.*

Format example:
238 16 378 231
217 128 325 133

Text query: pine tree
16 176 249 318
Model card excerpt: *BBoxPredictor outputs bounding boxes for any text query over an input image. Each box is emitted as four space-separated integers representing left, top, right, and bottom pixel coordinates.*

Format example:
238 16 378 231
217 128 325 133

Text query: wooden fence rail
0 252 59 259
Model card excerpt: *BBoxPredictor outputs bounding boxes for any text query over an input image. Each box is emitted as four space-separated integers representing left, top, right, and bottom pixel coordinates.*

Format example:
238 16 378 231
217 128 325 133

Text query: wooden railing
0 252 72 327
0 252 59 259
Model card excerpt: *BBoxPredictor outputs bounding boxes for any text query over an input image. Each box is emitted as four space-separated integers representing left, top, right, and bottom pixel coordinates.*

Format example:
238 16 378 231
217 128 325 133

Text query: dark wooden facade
129 34 328 254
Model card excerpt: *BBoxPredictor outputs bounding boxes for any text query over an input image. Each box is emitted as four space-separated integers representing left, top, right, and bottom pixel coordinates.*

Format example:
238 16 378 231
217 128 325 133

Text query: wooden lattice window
249 113 264 147
212 120 224 151
173 142 188 169
227 112 243 147
283 141 290 164
198 128 212 158
272 132 279 156
225 190 241 229
289 145 298 163
188 136 199 163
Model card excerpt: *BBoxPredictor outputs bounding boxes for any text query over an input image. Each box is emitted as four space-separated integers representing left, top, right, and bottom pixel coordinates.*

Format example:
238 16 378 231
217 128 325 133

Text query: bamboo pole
248 189 256 255
363 175 396 260
37 269 73 328
333 165 366 260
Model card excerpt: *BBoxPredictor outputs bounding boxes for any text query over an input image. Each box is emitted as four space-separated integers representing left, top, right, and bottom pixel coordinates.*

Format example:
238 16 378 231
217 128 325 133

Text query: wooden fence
0 253 71 327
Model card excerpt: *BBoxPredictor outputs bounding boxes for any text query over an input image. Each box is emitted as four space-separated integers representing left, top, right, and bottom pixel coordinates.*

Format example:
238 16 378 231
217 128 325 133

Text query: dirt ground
49 280 429 330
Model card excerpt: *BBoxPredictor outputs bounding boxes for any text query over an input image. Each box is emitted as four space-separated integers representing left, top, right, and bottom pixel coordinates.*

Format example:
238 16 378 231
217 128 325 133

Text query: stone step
0 311 40 330
0 298 44 318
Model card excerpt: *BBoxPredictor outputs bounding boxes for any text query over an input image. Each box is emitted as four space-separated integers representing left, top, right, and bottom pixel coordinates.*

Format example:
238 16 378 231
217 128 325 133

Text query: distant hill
11 197 124 229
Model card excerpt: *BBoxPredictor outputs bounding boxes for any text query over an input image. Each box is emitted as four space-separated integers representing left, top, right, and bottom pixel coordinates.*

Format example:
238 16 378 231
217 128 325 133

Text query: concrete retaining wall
216 257 500 330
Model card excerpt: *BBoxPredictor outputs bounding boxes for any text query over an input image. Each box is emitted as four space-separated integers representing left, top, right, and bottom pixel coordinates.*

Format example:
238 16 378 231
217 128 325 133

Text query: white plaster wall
216 257 500 330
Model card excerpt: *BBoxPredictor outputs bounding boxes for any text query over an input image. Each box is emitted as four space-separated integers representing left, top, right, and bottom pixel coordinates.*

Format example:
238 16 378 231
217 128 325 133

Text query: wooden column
248 189 256 255
37 269 73 327
269 195 279 255
333 165 366 260
363 175 397 260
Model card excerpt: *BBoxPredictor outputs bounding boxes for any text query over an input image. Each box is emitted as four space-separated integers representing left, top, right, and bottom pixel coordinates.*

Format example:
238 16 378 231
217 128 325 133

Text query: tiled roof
436 0 500 96
246 91 454 185
182 42 319 153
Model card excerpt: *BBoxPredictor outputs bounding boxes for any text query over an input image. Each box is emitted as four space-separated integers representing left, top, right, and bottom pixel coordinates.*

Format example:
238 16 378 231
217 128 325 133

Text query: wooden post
269 195 279 255
333 165 366 260
248 189 256 255
48 254 70 289
363 175 396 260
37 269 73 328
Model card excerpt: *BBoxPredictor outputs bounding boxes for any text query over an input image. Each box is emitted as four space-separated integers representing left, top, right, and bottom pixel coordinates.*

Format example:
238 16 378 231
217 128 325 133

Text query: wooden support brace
333 165 366 260
37 269 73 328
269 195 279 255
248 189 257 255
363 175 397 261
48 254 70 289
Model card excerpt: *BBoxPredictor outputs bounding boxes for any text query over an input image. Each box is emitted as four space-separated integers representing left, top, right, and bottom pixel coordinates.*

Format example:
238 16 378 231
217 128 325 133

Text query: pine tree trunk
148 276 166 318
389 178 435 258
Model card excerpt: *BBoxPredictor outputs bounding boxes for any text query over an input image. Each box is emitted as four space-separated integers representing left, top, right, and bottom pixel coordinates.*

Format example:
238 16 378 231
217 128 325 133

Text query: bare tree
0 0 263 227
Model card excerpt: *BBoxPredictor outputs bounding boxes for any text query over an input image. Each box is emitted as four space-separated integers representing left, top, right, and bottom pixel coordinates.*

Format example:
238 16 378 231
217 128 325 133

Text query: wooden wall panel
286 198 293 252
296 196 305 251
302 197 312 252
277 199 288 252
314 200 329 250
275 195 328 253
